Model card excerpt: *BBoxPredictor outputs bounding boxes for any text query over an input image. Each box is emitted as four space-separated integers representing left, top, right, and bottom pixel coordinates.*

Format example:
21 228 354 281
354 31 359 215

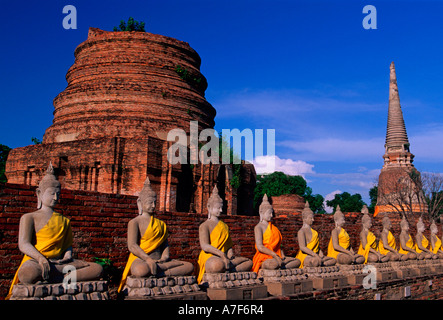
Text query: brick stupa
6 28 256 215
376 62 424 214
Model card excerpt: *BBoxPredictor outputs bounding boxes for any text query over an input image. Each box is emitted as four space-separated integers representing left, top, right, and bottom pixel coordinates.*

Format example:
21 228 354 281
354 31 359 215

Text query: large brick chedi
6 28 255 214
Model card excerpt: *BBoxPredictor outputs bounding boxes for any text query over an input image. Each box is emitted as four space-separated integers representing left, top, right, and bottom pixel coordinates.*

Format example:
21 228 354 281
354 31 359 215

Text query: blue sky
1 0 443 209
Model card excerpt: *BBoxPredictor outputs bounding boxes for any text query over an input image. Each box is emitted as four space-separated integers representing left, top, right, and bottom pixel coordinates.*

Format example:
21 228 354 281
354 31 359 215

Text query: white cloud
252 155 315 178
323 190 342 213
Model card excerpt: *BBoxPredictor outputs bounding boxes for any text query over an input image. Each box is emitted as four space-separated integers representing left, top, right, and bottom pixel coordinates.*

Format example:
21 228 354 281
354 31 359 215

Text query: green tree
368 185 378 214
304 187 326 214
0 144 12 183
326 191 366 213
113 17 146 32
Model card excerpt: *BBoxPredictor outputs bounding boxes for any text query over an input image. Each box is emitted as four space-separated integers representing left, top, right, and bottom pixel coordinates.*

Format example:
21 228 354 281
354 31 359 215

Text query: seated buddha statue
327 205 365 265
296 202 336 268
252 194 300 273
430 221 443 259
398 216 418 260
358 206 389 263
377 216 400 261
118 177 194 292
415 217 437 260
7 163 103 299
197 185 252 284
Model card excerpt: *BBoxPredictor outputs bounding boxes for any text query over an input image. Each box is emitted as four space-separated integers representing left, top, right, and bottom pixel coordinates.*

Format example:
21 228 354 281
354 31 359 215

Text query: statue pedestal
304 266 348 290
202 272 267 300
257 268 313 296
390 261 417 278
339 264 366 285
428 259 443 274
9 280 109 300
122 275 206 300
373 262 397 282
413 260 432 276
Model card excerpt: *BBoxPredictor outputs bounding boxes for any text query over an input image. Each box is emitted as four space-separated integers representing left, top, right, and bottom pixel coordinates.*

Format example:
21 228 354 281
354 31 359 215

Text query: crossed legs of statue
260 257 301 270
336 253 365 265
400 252 417 261
367 252 389 263
205 256 253 274
18 259 103 284
303 255 336 267
130 258 194 277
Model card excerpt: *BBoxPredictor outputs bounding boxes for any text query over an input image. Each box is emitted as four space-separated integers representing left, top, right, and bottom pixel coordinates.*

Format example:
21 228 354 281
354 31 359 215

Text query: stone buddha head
416 217 425 233
207 185 223 219
36 163 61 210
400 216 409 231
382 215 392 231
259 194 273 223
333 205 345 228
361 205 372 229
302 201 314 227
137 177 157 215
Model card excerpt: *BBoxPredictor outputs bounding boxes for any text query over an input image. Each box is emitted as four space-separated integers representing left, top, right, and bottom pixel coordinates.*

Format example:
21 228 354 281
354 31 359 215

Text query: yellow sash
415 235 429 254
117 217 168 292
399 234 415 254
378 231 397 255
252 222 282 273
327 228 350 259
197 220 233 283
6 212 73 300
295 228 319 268
432 235 442 254
358 231 377 264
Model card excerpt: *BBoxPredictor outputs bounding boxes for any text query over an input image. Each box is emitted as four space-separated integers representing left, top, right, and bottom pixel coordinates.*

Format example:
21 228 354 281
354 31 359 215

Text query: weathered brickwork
5 28 256 215
270 193 305 217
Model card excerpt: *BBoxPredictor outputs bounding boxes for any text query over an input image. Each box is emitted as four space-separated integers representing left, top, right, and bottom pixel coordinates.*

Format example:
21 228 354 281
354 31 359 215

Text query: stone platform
121 275 206 300
201 272 267 300
257 268 313 296
339 264 367 285
304 266 348 290
9 280 109 300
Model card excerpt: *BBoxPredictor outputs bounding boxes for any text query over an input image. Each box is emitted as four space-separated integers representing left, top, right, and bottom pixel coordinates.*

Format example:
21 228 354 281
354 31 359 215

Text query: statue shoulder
19 211 36 226
254 222 266 234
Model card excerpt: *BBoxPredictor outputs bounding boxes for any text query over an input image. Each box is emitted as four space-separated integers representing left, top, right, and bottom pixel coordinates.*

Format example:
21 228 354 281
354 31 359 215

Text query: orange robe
252 222 282 273
431 235 442 254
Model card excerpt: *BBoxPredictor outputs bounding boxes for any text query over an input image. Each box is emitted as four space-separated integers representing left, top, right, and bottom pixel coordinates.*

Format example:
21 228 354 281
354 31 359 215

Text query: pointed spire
385 61 410 152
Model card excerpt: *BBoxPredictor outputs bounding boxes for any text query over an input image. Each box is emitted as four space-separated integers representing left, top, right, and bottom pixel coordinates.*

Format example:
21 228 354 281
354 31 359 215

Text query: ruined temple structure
376 62 424 214
5 28 256 215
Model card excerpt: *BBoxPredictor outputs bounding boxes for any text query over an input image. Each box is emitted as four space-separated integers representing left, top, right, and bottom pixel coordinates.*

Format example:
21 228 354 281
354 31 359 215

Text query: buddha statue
197 185 253 284
398 216 418 260
430 221 443 259
252 194 300 273
295 202 336 268
327 205 365 265
6 163 103 299
358 206 388 263
118 177 194 292
377 215 400 261
415 217 437 260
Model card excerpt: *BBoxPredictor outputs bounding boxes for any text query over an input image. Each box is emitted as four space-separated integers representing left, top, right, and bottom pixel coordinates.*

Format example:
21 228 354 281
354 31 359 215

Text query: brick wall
0 183 440 299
